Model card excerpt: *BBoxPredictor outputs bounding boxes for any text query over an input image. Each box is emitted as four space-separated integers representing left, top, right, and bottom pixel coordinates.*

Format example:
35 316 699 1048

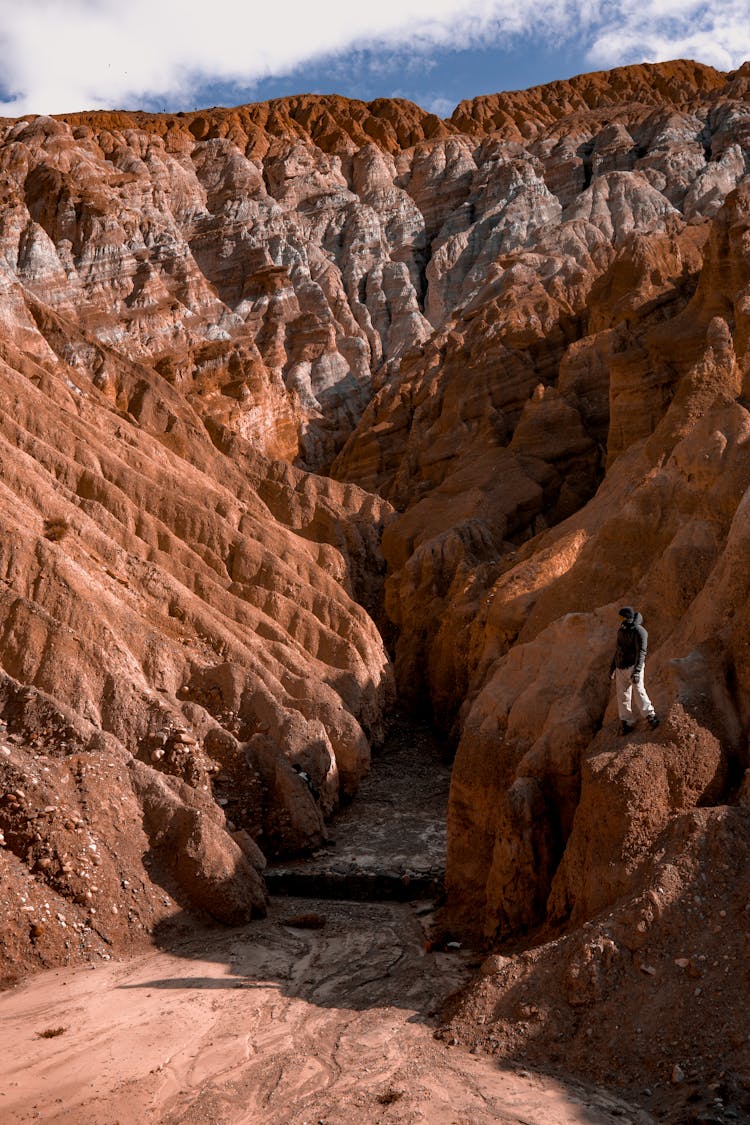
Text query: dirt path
0 720 653 1124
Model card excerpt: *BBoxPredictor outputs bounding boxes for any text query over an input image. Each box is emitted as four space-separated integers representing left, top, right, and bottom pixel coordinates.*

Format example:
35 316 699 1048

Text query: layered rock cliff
1 59 750 1036
0 287 396 976
329 71 750 948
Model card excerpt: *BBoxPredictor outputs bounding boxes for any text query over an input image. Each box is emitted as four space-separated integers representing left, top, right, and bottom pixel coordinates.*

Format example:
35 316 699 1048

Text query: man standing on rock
610 606 660 735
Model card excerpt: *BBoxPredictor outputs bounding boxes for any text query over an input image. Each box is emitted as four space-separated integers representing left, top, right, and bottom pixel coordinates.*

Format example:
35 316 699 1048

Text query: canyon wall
329 63 750 952
0 290 396 976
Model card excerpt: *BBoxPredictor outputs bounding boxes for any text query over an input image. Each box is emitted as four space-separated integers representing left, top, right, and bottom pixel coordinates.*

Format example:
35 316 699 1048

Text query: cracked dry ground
0 721 650 1125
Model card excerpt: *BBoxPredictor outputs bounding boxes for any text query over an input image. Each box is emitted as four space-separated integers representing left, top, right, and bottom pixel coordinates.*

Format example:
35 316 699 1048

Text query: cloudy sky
0 0 748 118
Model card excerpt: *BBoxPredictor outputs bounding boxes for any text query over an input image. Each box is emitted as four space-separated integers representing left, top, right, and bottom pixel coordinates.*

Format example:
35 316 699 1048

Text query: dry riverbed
0 895 651 1125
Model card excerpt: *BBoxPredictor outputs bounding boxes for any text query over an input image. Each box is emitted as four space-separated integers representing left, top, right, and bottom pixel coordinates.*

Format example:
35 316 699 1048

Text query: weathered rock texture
0 264 394 978
372 144 750 952
334 62 750 1099
326 65 750 963
2 60 750 1033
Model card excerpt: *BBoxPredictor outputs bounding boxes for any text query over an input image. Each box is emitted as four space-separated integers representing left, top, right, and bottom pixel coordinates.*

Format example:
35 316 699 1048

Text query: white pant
615 666 655 722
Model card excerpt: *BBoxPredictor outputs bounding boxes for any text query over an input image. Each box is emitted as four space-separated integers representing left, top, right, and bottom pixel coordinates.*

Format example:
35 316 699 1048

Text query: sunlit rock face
0 272 398 973
1 63 745 475
328 62 750 944
2 59 750 978
0 100 445 473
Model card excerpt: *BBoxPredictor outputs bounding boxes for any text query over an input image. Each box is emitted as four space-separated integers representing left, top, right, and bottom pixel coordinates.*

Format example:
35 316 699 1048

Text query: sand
0 895 652 1125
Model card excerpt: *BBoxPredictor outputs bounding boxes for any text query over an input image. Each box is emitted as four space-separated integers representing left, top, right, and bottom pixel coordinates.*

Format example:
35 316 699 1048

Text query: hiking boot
648 714 660 729
619 720 635 736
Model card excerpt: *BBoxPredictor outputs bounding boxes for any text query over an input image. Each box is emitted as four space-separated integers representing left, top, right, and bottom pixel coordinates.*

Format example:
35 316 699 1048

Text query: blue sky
0 0 748 118
188 42 581 118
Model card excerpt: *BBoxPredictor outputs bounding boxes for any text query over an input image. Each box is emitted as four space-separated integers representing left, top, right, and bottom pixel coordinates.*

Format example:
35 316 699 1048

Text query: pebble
173 733 197 747
671 1064 686 1084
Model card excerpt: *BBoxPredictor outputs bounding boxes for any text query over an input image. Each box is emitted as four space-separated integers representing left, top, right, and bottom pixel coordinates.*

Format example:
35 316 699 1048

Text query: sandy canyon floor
0 721 651 1125
0 899 651 1125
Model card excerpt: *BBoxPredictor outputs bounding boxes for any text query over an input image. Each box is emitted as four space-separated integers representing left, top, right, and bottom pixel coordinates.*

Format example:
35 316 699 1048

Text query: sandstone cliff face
1 63 747 479
439 177 750 948
329 71 750 1090
0 271 395 977
327 66 750 954
2 60 750 997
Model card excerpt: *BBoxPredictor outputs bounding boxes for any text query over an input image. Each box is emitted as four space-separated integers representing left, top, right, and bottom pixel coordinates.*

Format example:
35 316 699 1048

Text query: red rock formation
0 272 394 978
442 181 750 944
450 59 727 140
408 177 750 1098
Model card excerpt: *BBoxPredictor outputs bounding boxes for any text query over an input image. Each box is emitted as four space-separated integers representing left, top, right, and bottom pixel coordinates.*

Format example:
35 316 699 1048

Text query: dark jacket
610 612 648 675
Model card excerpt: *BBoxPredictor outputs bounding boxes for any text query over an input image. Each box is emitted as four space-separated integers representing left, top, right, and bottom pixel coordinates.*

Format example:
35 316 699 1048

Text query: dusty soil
0 898 651 1125
442 803 750 1125
1 717 652 1124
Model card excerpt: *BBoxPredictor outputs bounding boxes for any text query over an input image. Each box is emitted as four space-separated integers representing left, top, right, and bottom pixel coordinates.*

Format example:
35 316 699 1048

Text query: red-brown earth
2 57 750 1121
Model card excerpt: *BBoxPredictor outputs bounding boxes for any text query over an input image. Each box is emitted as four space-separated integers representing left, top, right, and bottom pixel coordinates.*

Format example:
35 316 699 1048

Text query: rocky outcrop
1 61 747 479
0 108 436 473
327 73 750 954
449 60 728 141
0 267 394 978
373 152 750 1102
441 806 750 1108
440 181 750 942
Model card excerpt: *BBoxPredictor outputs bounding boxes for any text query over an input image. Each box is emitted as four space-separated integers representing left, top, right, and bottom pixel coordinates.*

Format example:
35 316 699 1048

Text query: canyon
2 57 750 1120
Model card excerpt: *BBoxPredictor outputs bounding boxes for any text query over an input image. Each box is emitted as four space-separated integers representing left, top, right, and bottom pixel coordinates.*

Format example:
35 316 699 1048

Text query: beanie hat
618 606 635 621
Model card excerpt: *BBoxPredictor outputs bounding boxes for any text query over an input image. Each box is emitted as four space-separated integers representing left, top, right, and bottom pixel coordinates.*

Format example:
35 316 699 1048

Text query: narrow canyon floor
1 720 652 1125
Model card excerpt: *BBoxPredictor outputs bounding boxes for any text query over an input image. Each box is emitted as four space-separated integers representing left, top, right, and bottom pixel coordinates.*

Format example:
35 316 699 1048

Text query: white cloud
423 96 458 117
0 0 564 114
0 0 746 116
587 0 750 71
